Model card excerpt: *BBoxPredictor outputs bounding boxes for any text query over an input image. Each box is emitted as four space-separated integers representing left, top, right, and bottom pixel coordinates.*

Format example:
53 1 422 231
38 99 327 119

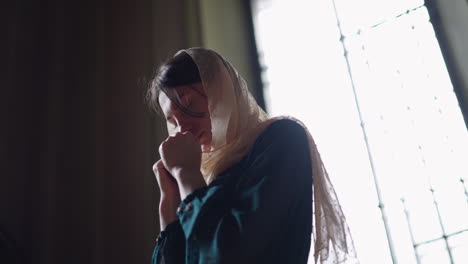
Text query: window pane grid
252 0 468 263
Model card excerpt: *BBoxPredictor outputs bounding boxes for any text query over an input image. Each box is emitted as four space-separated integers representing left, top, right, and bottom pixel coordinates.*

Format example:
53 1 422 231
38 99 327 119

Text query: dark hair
146 51 203 117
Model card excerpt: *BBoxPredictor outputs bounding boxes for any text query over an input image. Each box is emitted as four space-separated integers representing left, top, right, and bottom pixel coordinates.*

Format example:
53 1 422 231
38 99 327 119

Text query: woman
146 48 357 264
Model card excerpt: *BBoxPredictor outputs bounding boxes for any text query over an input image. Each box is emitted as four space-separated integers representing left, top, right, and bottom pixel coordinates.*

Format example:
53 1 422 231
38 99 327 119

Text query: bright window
252 0 468 263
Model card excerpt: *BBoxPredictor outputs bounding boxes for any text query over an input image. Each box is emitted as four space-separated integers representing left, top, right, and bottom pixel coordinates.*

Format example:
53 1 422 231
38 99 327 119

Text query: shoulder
241 119 309 166
255 118 308 147
236 118 313 186
268 118 306 132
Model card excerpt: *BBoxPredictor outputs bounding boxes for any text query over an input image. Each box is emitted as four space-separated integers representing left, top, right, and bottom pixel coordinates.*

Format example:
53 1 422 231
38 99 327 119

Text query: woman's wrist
174 169 207 200
159 196 180 230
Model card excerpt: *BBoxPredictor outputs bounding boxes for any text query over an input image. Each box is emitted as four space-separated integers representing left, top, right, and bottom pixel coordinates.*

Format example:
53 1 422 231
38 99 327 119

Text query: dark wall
1 0 193 263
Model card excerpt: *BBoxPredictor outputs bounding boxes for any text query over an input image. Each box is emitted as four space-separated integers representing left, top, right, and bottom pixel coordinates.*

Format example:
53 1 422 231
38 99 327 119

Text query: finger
158 141 169 156
153 160 169 179
172 131 194 139
155 160 165 169
153 159 167 173
181 131 193 136
152 161 160 174
183 132 199 141
173 132 184 137
155 166 172 187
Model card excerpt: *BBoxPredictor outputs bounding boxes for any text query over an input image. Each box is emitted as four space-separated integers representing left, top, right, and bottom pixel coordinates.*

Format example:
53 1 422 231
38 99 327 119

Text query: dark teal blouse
152 119 313 264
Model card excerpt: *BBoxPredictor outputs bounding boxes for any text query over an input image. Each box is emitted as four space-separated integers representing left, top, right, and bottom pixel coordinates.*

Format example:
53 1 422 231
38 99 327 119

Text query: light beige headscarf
166 47 359 264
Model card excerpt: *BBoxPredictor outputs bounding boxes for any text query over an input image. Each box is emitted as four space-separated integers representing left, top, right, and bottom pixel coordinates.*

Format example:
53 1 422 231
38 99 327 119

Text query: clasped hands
153 131 207 229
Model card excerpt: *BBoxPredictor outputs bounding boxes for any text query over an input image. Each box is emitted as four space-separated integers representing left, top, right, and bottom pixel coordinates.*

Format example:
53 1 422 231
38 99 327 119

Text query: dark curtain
1 0 198 263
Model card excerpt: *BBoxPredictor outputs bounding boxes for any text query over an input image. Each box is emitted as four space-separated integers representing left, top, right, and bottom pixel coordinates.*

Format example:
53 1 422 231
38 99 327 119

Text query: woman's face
158 82 212 152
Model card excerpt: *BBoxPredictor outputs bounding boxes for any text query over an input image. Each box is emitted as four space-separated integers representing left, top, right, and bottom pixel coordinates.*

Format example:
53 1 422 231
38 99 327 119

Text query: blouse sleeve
151 220 185 264
152 119 313 264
